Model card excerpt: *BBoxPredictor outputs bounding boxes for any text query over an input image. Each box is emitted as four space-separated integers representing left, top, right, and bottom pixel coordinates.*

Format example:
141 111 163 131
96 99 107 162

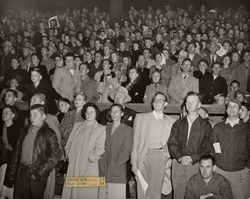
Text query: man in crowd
52 52 81 101
168 58 199 105
200 62 228 104
132 92 176 199
185 154 233 199
213 99 250 199
168 92 213 199
6 104 60 199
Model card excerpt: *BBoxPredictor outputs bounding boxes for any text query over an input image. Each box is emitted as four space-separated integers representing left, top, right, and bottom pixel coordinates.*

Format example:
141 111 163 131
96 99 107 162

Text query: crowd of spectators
0 3 249 199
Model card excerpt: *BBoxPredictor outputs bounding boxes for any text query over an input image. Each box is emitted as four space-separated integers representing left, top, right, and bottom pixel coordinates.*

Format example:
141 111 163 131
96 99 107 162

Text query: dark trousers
14 164 47 199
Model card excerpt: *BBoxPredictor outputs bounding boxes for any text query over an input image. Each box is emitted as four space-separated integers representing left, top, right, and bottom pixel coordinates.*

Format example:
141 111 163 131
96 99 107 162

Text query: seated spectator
3 55 28 89
230 51 240 70
214 94 226 106
225 80 240 103
185 155 233 199
0 76 23 102
56 98 71 123
79 63 100 102
234 90 246 103
240 102 250 123
122 67 146 103
200 62 228 104
144 70 168 104
28 53 49 82
168 58 199 105
40 46 55 74
193 59 211 89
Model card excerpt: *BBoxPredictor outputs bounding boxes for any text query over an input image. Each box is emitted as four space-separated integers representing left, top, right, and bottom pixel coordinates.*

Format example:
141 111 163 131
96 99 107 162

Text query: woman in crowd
122 67 145 103
60 93 86 148
56 97 71 123
0 76 23 102
0 106 20 199
144 70 168 104
99 104 133 199
230 51 241 69
62 102 106 199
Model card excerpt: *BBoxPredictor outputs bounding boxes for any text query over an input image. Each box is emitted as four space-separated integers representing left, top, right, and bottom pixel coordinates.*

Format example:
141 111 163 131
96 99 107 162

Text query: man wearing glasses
131 92 176 199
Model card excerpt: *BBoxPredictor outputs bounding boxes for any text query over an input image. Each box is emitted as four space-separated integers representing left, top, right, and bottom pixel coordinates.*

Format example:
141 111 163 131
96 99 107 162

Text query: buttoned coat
168 73 199 105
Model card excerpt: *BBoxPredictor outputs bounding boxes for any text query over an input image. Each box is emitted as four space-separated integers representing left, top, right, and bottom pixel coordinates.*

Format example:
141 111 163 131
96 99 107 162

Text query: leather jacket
6 122 60 187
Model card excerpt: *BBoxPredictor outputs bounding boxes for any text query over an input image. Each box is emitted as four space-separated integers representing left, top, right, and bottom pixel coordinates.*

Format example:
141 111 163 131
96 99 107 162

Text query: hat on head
109 86 131 103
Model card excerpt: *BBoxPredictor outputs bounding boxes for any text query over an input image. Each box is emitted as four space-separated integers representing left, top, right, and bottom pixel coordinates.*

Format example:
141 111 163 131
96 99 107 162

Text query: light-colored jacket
131 112 175 171
168 73 199 105
52 67 81 101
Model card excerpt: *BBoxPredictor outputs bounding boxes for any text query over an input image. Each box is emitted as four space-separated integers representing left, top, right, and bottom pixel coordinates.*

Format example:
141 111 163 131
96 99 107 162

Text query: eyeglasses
153 99 165 103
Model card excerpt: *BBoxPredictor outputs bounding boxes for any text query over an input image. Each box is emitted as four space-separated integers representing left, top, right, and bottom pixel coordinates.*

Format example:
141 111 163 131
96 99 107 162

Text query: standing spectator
56 98 71 123
225 80 240 103
187 42 202 71
204 41 222 71
40 46 54 74
220 54 234 89
79 63 100 102
6 104 60 199
52 52 81 101
144 70 168 104
168 58 199 105
213 99 250 199
232 50 250 94
122 67 146 103
0 41 13 83
61 102 106 199
60 93 86 148
0 106 20 199
131 92 176 199
200 62 228 104
168 92 213 199
24 67 61 115
184 155 233 199
99 104 133 199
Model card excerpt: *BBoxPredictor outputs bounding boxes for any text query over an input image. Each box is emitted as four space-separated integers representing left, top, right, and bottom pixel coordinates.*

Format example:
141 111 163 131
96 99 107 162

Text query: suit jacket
200 74 228 104
131 112 176 172
232 62 250 94
204 54 222 71
168 73 199 105
189 53 202 71
52 67 81 101
99 123 133 183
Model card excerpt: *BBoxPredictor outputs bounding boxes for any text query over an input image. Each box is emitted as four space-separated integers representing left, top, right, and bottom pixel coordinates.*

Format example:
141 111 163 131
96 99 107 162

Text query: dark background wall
0 0 249 15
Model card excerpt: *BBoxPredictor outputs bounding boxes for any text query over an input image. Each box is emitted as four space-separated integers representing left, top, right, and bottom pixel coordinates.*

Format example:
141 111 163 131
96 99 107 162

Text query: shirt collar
225 118 240 127
153 110 164 120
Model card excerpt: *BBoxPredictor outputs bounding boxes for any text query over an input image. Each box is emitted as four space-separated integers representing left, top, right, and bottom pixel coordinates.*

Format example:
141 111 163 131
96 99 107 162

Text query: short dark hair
5 89 18 98
182 58 192 65
211 62 221 68
81 102 101 121
198 59 209 67
151 91 168 110
30 104 48 115
107 103 126 123
241 102 250 111
230 80 240 86
2 105 17 120
199 154 215 166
